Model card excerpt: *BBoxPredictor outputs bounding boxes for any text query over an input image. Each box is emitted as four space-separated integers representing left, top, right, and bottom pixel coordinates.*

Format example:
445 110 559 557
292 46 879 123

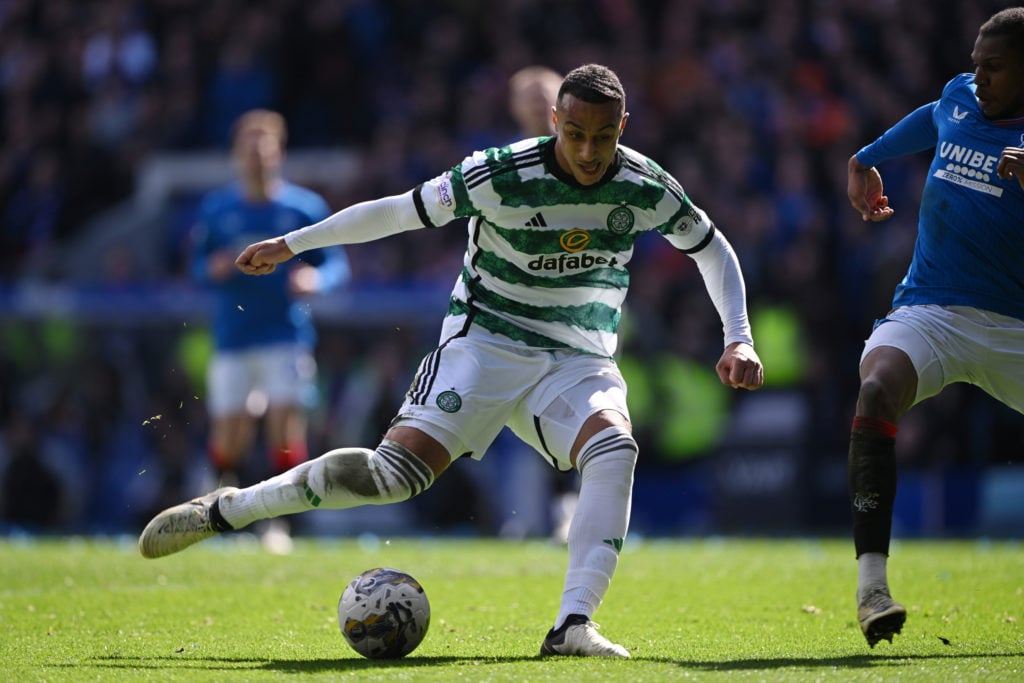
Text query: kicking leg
139 430 447 559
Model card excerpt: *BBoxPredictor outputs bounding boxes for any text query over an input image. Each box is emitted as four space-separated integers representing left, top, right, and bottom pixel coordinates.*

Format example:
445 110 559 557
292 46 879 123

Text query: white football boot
539 614 630 658
138 487 237 558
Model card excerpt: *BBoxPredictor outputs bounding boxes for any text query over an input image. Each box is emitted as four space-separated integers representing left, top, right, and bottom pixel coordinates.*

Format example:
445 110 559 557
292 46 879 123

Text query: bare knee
857 377 903 421
571 411 633 468
857 347 918 421
384 425 451 478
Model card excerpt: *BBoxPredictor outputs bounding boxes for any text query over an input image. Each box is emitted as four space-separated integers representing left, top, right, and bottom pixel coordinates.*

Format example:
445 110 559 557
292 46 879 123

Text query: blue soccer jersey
857 73 1024 321
189 181 349 351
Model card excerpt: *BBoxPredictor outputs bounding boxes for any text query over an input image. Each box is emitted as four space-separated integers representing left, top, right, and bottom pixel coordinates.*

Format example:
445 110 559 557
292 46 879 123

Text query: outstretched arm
235 190 428 276
847 155 894 222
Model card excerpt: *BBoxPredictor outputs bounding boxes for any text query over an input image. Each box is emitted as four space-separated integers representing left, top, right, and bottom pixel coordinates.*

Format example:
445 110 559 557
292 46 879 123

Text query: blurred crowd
1 0 1022 535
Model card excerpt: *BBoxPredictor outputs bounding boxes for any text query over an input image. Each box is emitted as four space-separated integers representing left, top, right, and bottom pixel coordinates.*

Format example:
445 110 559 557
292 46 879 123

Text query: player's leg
206 351 258 486
851 344 914 646
140 329 518 560
208 414 257 484
256 345 317 553
539 410 635 658
138 426 449 559
850 311 946 646
262 344 317 473
256 404 306 554
972 308 1024 416
518 364 635 658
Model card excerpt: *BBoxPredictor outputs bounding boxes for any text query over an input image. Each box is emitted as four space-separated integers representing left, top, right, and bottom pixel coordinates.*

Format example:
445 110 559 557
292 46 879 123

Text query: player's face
553 95 628 186
233 126 284 177
511 80 559 137
971 33 1024 120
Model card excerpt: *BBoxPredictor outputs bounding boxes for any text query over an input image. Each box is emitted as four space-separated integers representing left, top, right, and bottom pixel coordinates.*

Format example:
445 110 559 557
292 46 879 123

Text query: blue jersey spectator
188 109 349 553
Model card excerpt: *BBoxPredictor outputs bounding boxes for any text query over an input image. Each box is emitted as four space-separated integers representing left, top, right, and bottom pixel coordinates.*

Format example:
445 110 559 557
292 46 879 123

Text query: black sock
848 416 898 557
209 497 234 532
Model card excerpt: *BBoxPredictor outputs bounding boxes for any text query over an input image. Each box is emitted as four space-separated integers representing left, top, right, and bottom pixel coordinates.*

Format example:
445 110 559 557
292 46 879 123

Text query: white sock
218 442 434 529
554 426 637 630
217 463 316 529
857 552 888 600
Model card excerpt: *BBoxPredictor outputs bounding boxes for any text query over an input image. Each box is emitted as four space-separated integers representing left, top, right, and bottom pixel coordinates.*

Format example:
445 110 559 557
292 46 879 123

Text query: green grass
1 535 1021 681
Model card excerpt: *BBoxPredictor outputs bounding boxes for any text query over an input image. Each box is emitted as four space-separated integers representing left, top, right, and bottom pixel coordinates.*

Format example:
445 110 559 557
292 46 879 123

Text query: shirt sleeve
658 199 717 253
678 227 754 347
856 102 939 167
284 190 427 254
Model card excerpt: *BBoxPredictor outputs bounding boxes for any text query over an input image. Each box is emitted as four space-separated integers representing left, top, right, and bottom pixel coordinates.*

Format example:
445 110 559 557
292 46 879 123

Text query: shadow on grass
79 649 1024 674
80 654 541 673
662 651 1024 672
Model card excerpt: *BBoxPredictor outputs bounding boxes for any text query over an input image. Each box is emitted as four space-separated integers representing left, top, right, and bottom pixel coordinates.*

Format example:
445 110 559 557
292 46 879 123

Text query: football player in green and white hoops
139 64 764 658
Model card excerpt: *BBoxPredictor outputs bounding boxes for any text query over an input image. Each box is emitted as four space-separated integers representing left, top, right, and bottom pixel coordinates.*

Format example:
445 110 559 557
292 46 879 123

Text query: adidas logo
525 212 547 227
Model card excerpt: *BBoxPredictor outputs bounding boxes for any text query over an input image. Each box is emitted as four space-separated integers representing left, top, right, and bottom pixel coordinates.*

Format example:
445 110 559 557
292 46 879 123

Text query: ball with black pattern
338 567 431 659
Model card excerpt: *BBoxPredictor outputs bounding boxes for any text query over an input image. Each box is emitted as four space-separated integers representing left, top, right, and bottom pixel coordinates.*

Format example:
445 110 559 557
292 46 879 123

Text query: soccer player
845 7 1024 648
188 109 350 553
142 65 764 657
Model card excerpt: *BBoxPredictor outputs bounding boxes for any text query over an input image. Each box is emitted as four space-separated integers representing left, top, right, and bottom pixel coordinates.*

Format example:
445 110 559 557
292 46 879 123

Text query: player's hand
235 237 295 275
997 146 1024 191
848 155 894 222
716 341 764 391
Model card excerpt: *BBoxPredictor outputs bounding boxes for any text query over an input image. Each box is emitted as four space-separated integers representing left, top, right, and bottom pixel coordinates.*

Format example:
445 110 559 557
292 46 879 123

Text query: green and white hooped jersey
413 137 716 357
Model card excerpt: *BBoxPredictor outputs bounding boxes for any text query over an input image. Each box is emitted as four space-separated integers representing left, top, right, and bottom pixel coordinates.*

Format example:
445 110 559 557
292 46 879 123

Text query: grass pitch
1 535 1021 682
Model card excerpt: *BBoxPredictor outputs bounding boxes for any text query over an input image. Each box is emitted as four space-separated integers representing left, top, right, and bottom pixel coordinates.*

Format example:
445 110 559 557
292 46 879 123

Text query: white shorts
862 304 1024 412
393 327 629 471
206 343 317 417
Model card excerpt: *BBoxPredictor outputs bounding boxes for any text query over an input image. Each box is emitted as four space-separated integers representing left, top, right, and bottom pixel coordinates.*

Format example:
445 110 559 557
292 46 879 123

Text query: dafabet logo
528 229 618 273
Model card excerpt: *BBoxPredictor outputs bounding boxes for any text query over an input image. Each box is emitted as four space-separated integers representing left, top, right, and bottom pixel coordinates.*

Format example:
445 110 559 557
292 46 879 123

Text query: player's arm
850 102 938 222
681 227 764 391
997 146 1024 190
236 190 427 275
189 217 238 283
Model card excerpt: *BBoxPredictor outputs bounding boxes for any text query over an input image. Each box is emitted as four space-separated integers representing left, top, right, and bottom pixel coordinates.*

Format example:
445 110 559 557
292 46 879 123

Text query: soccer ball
338 567 431 659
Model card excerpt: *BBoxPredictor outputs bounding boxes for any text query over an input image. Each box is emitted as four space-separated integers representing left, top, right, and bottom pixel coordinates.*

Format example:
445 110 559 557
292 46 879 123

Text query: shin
218 439 435 529
556 426 637 628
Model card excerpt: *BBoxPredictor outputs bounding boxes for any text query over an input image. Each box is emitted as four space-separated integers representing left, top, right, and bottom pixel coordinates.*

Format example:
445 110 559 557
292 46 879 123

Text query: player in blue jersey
845 7 1024 648
143 65 763 657
189 109 349 553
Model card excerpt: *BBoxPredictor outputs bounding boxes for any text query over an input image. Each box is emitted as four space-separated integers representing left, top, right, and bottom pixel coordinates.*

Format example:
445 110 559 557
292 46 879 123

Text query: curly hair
980 7 1024 56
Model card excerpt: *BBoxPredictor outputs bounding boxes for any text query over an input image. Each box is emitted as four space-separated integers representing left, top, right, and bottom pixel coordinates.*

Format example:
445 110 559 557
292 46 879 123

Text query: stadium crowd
1 0 1021 535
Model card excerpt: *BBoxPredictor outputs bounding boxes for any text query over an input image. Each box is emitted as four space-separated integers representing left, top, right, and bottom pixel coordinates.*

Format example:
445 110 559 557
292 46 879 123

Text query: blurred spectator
80 0 157 92
187 108 349 552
